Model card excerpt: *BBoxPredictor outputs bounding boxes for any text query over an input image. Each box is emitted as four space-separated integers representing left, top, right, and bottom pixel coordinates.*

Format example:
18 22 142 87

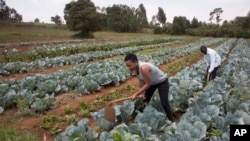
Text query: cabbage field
0 36 249 141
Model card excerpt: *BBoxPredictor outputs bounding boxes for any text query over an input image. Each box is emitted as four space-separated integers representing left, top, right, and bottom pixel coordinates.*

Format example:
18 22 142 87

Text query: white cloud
28 0 41 6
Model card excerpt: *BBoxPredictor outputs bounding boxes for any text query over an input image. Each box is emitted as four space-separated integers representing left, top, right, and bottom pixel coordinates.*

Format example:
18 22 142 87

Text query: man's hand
137 94 146 100
130 93 138 100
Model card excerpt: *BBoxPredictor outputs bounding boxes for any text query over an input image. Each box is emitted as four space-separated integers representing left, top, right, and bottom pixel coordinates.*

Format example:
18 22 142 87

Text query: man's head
124 53 138 71
200 46 207 54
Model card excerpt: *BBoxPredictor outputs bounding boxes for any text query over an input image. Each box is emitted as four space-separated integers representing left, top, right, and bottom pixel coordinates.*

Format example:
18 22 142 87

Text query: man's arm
208 52 215 73
131 65 151 99
139 79 145 88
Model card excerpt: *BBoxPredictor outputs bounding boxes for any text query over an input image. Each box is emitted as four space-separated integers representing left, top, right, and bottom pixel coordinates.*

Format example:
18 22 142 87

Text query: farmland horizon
6 0 250 24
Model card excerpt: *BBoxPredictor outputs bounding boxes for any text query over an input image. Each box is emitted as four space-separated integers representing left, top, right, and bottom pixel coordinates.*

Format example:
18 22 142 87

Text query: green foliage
49 124 62 135
208 128 223 137
209 8 223 24
0 125 39 141
79 101 88 109
156 7 166 26
78 101 95 117
191 17 199 28
106 4 140 32
79 109 90 117
51 15 62 26
0 1 22 22
186 25 250 38
55 118 98 141
40 115 58 129
136 4 148 26
172 16 190 35
1 37 176 63
65 114 78 125
153 26 172 34
64 104 73 114
64 0 100 37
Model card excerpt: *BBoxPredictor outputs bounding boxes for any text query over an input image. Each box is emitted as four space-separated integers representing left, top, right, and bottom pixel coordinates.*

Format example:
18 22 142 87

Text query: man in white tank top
124 53 174 122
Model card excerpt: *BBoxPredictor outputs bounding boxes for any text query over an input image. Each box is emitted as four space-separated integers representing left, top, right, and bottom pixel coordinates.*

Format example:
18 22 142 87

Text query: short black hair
200 46 207 54
124 53 138 62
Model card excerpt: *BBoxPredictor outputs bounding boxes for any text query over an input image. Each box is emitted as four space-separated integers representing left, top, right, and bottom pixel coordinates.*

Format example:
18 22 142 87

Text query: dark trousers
143 79 173 121
206 66 220 80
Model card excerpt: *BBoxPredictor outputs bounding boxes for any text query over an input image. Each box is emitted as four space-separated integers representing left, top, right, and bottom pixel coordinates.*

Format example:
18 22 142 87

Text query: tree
34 18 40 23
150 15 159 26
172 16 190 34
191 17 199 28
209 8 223 24
0 0 22 22
51 15 62 25
64 0 100 37
242 11 250 28
136 4 148 26
0 0 6 11
106 4 140 32
156 7 166 26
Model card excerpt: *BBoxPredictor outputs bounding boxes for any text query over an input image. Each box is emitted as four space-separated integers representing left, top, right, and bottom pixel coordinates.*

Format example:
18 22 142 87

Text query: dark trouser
206 66 220 80
143 78 173 121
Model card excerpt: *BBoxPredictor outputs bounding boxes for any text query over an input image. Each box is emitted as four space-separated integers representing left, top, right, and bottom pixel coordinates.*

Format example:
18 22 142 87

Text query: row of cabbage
28 37 182 53
54 38 241 140
0 37 221 76
0 39 87 48
0 39 181 76
0 38 224 113
1 37 182 64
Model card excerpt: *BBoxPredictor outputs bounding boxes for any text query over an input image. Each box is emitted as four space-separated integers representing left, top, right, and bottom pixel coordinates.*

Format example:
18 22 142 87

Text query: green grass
0 125 40 141
0 23 75 43
0 23 154 43
0 22 177 44
93 31 166 41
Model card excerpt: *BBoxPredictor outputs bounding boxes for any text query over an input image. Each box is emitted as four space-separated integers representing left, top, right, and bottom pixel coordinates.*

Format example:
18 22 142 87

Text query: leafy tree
191 17 199 28
156 7 166 26
0 0 5 11
34 18 40 23
0 0 22 22
51 15 62 25
106 4 139 32
242 11 250 28
234 16 247 27
64 0 100 37
96 6 108 30
209 8 223 24
150 15 159 26
172 16 190 34
136 4 148 26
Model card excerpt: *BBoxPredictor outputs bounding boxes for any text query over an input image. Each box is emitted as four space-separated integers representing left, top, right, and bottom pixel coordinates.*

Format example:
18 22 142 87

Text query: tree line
0 0 249 38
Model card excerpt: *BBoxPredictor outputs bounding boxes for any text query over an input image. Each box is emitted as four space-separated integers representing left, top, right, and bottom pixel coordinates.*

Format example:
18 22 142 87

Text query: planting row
0 39 181 76
54 38 241 140
1 37 183 62
0 37 220 76
0 39 86 48
0 38 227 113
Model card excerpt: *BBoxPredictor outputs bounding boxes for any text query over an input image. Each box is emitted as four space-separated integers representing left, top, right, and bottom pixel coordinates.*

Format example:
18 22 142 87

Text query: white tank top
137 61 167 85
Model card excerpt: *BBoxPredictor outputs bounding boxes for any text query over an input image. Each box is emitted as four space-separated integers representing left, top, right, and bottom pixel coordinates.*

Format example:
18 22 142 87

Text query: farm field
0 29 249 141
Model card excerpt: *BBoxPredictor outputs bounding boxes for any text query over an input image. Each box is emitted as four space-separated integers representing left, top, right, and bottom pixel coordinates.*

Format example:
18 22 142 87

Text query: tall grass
0 23 167 43
0 125 40 141
0 23 75 43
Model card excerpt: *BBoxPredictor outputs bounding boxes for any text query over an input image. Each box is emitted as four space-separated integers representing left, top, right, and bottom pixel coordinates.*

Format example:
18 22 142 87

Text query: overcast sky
6 0 250 24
